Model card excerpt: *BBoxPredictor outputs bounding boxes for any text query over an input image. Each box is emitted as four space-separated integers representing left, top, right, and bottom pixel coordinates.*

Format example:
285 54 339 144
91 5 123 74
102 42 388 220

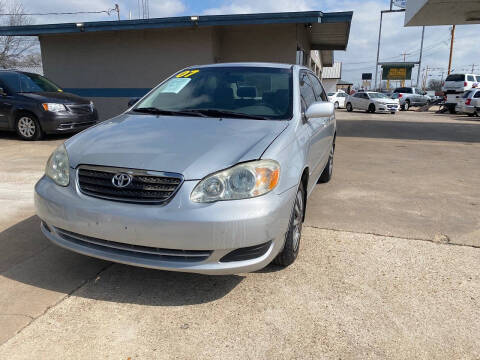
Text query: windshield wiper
186 109 269 120
132 107 207 117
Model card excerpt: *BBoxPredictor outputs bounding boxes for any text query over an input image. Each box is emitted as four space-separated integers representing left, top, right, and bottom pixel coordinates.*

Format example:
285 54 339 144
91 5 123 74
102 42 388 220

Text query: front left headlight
42 103 67 112
191 160 280 203
45 144 70 186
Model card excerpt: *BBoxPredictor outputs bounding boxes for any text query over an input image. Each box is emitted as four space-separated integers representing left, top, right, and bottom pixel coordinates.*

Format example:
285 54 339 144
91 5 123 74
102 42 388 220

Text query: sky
15 0 480 86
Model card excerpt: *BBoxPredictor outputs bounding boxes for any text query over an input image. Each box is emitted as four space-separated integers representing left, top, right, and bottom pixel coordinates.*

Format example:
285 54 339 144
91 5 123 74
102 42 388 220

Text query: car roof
188 62 294 70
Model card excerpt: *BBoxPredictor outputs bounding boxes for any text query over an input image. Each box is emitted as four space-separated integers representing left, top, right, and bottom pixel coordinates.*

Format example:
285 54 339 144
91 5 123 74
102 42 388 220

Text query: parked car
392 87 430 111
327 90 348 109
0 70 98 140
35 63 336 275
442 73 479 114
458 88 480 117
346 91 399 114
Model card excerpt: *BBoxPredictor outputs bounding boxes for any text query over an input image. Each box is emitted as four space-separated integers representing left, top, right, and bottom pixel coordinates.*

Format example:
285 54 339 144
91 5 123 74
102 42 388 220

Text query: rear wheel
403 100 410 111
16 114 43 140
319 139 335 183
346 103 353 112
273 182 304 267
448 104 456 114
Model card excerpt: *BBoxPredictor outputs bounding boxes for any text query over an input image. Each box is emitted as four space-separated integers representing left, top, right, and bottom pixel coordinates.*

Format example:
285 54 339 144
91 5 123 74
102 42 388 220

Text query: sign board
382 64 413 80
362 73 372 80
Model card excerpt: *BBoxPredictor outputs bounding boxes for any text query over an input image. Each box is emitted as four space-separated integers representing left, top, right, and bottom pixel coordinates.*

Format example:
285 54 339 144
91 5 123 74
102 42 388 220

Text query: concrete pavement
0 110 479 359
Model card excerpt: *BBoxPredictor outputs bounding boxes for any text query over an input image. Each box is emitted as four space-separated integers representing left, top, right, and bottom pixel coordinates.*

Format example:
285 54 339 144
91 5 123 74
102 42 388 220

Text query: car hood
66 113 289 180
374 98 398 104
19 91 90 104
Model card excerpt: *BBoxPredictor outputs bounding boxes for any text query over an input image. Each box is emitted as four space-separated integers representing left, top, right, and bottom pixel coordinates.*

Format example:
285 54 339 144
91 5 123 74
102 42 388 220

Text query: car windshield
368 92 388 99
133 66 293 120
1 72 62 93
445 74 465 82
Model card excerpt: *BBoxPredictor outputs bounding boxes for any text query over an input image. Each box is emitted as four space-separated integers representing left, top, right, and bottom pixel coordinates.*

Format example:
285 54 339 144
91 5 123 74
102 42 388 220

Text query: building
405 0 480 26
336 80 353 92
0 11 352 120
321 62 342 93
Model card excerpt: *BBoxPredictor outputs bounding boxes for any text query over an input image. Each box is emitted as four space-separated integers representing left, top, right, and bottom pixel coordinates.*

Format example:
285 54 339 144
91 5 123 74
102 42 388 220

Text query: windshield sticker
159 78 191 94
176 69 200 78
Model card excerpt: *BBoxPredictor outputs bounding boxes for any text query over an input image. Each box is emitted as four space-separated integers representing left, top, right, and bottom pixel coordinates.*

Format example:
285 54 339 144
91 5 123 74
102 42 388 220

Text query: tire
403 100 410 111
273 182 304 267
467 113 475 117
334 102 339 109
346 103 353 112
15 114 43 140
318 138 335 183
448 105 456 114
368 104 376 113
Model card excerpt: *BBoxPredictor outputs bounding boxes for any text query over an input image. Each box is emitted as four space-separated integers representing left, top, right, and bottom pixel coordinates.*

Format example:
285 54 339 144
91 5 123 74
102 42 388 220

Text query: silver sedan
35 63 336 274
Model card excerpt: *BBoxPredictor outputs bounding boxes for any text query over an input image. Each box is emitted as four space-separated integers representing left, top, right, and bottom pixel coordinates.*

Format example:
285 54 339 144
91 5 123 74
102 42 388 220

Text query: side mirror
305 102 335 119
128 97 140 107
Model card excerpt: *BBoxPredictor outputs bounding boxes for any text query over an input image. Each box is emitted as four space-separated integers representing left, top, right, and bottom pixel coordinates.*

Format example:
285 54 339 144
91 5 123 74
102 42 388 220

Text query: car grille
52 225 212 263
387 104 398 109
77 165 183 204
67 104 93 114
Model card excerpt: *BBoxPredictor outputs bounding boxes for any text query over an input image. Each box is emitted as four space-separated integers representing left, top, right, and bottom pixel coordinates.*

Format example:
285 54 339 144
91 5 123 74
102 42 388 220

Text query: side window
467 75 475 82
474 91 480 99
308 73 327 101
299 71 316 110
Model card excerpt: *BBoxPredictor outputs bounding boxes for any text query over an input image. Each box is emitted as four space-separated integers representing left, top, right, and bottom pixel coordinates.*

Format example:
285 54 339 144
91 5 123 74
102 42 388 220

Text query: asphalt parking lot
0 109 479 359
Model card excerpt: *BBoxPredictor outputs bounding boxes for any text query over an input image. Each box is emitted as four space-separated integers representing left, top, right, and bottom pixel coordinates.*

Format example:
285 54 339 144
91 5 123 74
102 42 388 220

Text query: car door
0 78 14 129
309 72 334 160
299 70 328 184
339 93 346 108
357 93 368 110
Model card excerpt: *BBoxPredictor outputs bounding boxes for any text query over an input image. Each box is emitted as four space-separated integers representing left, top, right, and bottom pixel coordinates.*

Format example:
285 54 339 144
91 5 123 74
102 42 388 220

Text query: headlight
45 144 70 186
191 160 280 203
42 103 67 112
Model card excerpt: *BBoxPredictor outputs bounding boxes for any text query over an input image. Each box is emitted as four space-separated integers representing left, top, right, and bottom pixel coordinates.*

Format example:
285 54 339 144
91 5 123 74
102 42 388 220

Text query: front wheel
346 103 353 112
273 183 304 267
16 114 43 140
368 104 376 113
403 100 410 111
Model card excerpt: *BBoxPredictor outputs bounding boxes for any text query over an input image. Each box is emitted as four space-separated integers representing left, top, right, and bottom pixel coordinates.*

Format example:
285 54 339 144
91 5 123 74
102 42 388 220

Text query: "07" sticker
176 70 200 78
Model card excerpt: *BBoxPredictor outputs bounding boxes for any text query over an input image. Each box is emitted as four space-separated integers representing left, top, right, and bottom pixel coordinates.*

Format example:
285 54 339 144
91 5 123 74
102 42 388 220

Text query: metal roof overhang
0 11 352 50
405 0 480 26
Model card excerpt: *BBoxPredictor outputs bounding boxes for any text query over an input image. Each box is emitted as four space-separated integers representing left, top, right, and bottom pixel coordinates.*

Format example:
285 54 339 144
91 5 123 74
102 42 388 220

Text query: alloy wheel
17 117 36 138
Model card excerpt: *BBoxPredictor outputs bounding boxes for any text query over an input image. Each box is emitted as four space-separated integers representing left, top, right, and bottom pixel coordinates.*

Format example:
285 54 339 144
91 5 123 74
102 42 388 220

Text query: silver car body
35 63 336 275
392 87 430 109
458 88 480 116
346 92 399 113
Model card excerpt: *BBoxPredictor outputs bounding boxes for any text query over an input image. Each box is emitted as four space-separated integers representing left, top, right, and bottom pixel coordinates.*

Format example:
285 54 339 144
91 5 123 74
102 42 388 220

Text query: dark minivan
0 70 98 140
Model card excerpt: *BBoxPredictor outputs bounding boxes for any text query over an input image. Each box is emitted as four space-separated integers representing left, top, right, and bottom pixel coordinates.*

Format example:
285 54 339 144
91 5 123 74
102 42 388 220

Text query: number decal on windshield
176 70 199 78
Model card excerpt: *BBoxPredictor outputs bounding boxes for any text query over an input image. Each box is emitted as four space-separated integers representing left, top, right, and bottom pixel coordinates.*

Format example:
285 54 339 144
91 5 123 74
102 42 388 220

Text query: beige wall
39 24 305 120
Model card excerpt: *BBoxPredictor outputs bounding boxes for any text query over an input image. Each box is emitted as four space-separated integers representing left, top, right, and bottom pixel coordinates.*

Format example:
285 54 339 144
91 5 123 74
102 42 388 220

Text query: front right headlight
45 144 70 186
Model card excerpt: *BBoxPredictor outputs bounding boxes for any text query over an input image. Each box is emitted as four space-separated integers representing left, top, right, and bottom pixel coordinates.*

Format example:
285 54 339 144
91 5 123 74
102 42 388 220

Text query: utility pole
400 51 410 62
114 4 120 20
417 26 425 87
467 64 478 73
448 25 455 75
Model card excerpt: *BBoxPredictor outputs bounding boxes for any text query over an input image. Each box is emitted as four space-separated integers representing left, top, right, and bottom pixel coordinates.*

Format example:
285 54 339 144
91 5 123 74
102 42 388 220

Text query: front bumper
39 110 98 134
35 173 296 275
377 104 399 113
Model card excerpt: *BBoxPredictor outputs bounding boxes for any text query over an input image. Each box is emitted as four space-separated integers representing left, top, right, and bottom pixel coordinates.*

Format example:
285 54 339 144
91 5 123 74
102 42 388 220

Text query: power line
0 7 119 17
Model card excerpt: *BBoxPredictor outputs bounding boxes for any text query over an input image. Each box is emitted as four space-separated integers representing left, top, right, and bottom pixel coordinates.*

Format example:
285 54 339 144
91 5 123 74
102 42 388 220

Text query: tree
427 79 443 92
0 0 41 68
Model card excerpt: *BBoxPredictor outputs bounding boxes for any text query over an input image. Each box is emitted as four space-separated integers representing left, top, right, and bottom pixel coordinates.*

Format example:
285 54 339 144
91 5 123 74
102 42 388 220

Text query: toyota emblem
112 173 132 188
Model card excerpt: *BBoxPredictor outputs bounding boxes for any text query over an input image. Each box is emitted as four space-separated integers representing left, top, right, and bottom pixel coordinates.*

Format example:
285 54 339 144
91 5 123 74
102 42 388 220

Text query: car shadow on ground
1 216 244 306
337 118 480 143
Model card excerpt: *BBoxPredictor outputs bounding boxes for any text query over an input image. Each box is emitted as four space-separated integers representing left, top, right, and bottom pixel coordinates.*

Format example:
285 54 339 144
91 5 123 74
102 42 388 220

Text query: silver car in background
35 63 336 275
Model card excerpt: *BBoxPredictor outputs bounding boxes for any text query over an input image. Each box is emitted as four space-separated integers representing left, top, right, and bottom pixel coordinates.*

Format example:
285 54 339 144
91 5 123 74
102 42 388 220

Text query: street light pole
374 11 384 91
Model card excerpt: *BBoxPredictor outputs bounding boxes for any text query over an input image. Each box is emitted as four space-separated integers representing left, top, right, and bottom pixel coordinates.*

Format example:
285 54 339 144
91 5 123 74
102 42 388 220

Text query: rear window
463 91 472 98
394 88 412 94
445 74 465 82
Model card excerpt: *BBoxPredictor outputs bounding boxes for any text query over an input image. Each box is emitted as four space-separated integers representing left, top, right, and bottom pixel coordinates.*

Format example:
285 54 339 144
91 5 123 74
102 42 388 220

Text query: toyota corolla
35 63 336 275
